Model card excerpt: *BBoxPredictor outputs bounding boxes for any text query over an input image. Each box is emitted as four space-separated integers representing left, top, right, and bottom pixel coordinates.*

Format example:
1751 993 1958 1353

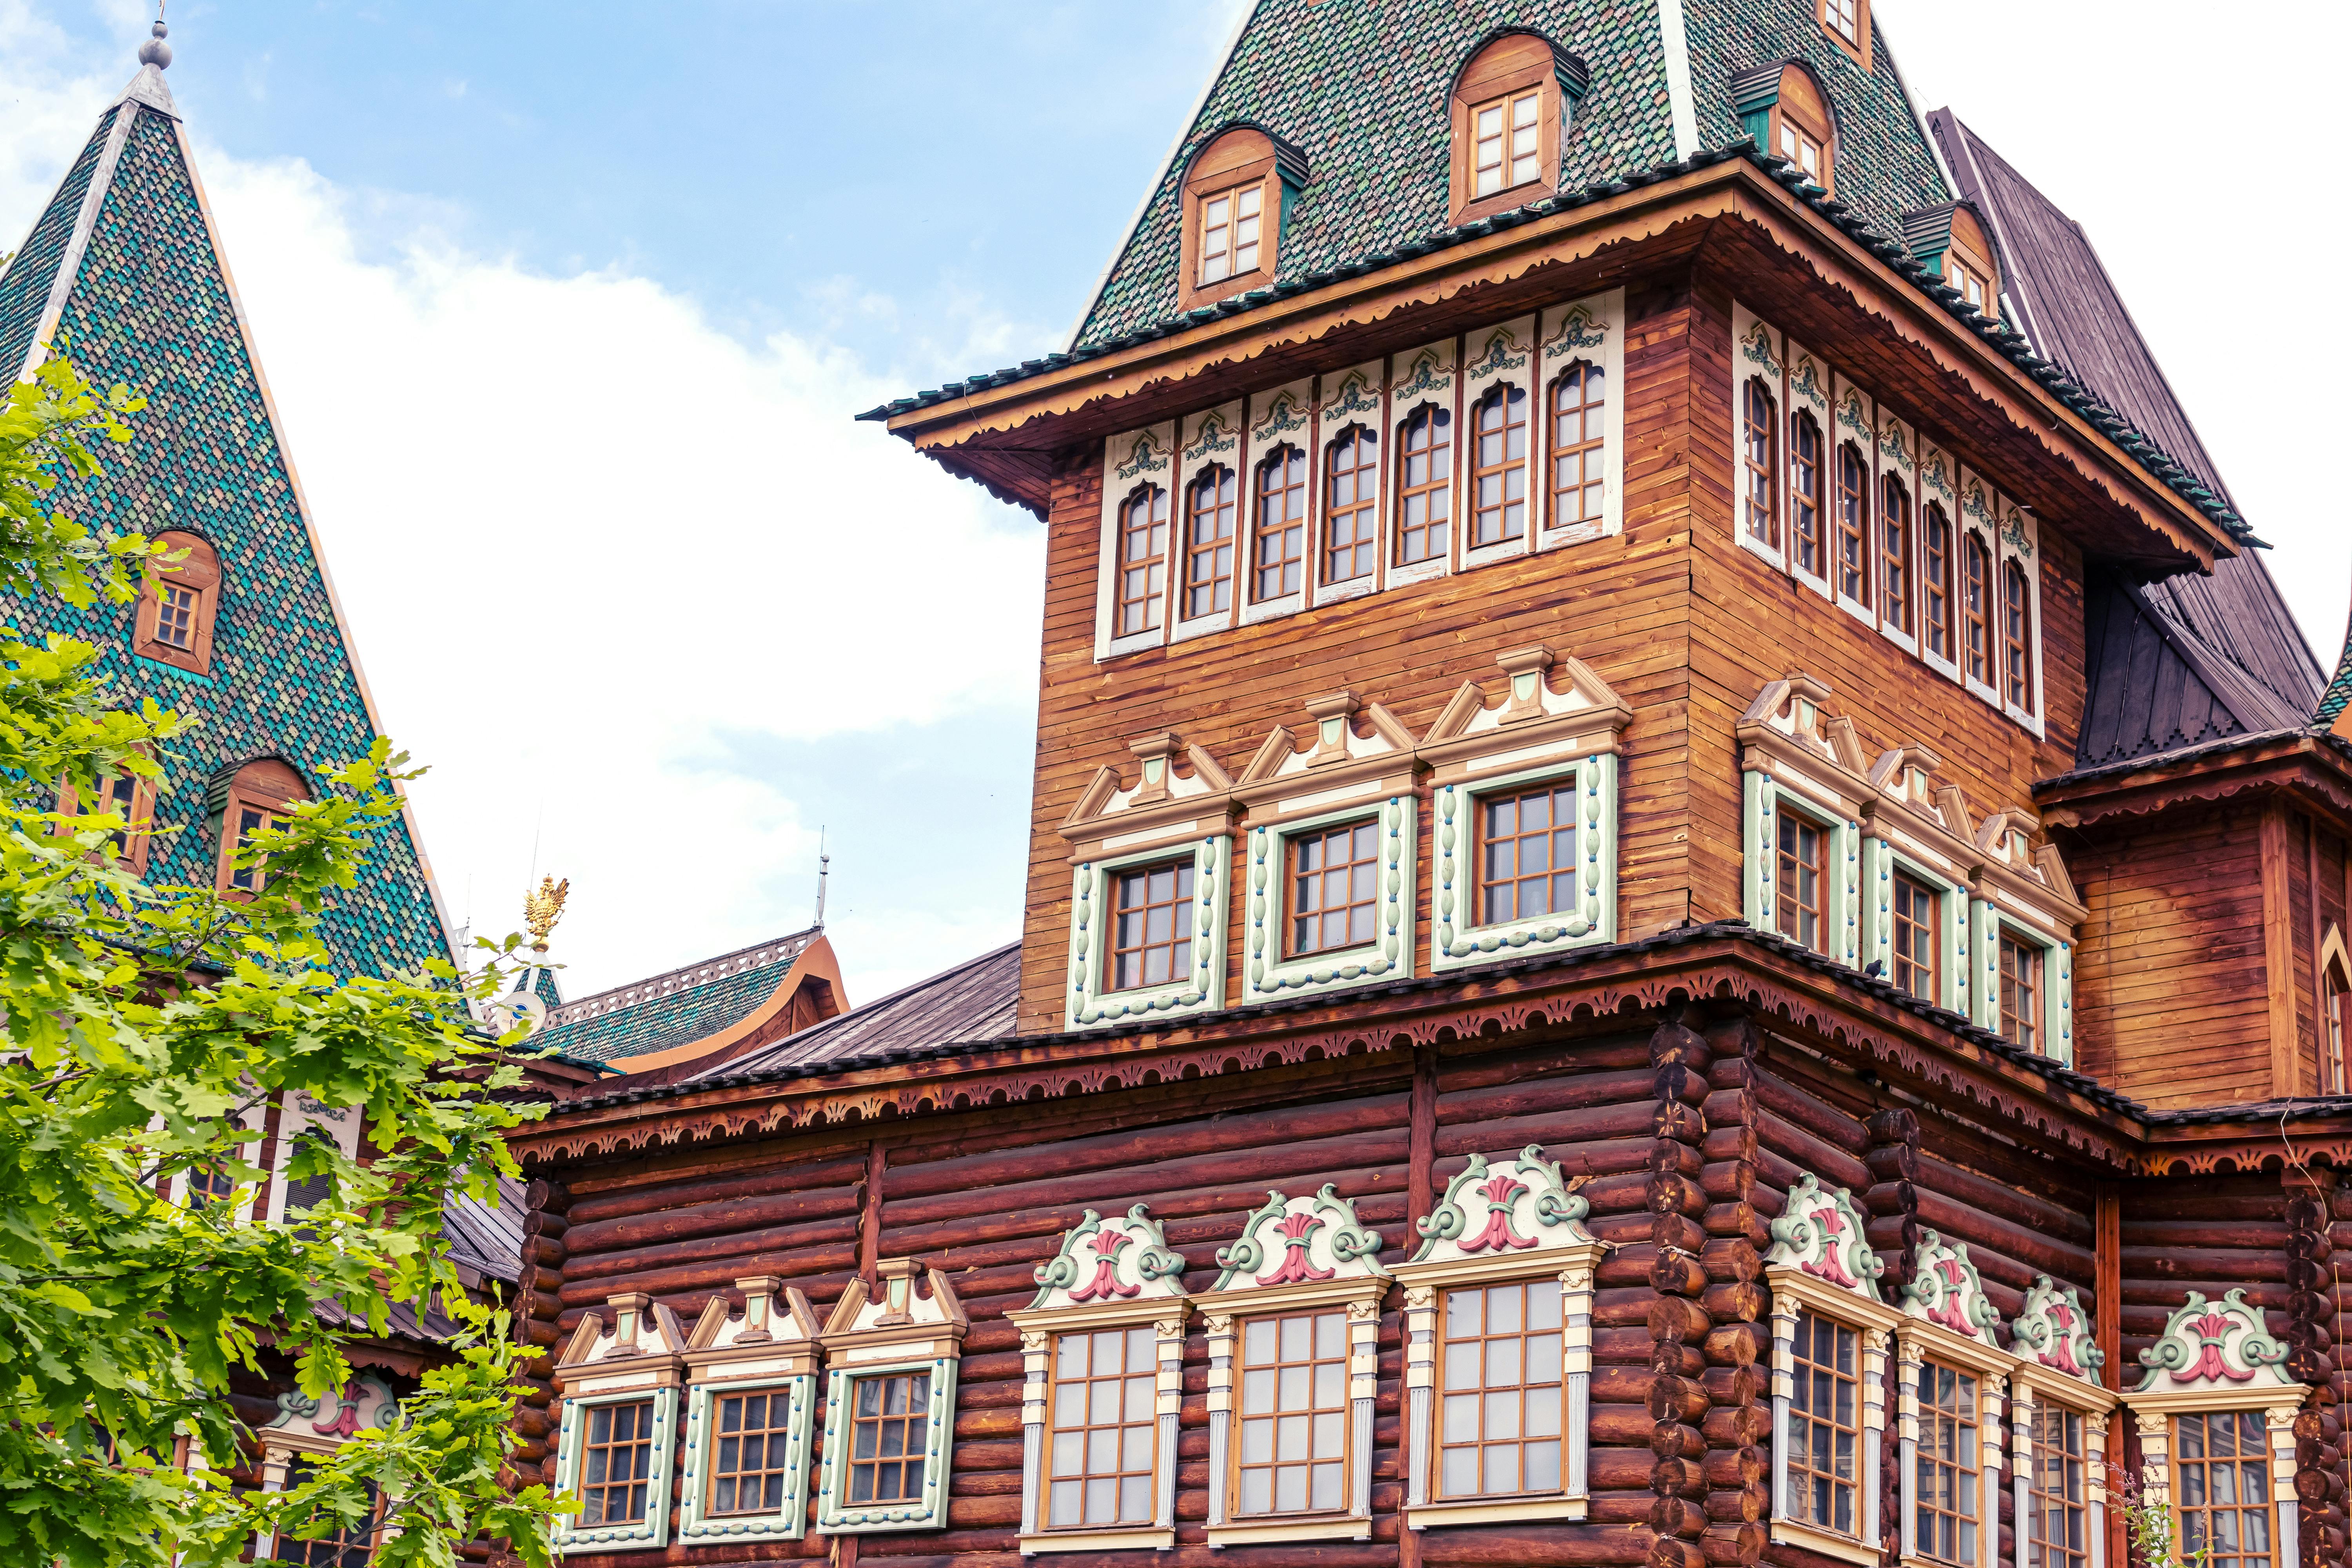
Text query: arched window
59 751 156 875
1470 384 1528 548
1835 443 1869 606
1789 412 1824 577
1741 378 1779 549
1252 445 1306 601
1448 34 1581 221
2322 930 2350 1094
133 529 221 676
1550 361 1606 531
1772 64 1835 192
1396 406 1452 566
1922 502 1954 661
1323 426 1379 585
1184 465 1238 619
2003 560 2034 712
1879 475 1913 635
1942 205 2000 316
1178 127 1304 311
1115 485 1170 637
214 758 310 896
1962 535 1993 686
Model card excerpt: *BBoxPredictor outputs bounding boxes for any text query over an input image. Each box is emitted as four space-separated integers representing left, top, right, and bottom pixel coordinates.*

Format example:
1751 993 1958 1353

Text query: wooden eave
509 930 2163 1177
2036 732 2352 836
884 158 2231 575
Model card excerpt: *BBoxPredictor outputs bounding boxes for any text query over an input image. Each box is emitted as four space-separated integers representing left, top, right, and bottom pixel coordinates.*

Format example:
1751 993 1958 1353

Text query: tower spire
119 9 178 116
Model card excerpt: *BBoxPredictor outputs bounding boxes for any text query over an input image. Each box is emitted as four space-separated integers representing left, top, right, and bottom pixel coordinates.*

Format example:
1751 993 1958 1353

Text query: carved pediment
1210 1185 1389 1294
688 1274 820 1354
1028 1204 1189 1312
1238 690 1416 786
1739 674 1869 781
2012 1275 2104 1385
1060 731 1237 853
1764 1171 1885 1301
1896 1229 2003 1348
265 1373 400 1441
1408 1146 1597 1267
560 1291 690 1373
1420 644 1631 776
2134 1288 2297 1396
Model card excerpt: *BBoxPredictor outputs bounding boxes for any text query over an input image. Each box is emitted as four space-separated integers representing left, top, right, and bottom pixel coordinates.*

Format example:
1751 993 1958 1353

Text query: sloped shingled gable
532 928 822 1065
0 118 108 381
9 102 446 978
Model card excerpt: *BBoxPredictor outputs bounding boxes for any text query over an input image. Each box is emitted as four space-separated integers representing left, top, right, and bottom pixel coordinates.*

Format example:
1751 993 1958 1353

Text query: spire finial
138 9 171 72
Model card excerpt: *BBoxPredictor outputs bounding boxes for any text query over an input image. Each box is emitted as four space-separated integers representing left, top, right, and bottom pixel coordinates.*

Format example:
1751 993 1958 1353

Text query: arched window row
1093 294 1625 659
1731 300 2043 737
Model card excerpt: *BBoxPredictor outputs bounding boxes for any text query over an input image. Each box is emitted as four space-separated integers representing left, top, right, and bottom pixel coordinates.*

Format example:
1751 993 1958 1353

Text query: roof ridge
546 925 820 1026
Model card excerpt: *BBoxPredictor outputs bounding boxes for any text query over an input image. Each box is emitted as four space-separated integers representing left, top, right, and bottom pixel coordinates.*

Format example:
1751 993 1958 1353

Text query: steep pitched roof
0 52 451 977
690 941 1017 1082
532 927 826 1065
1925 111 2327 768
1069 0 1947 352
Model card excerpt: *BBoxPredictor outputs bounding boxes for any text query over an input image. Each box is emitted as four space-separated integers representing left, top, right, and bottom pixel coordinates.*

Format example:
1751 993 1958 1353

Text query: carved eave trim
2037 735 2352 837
886 160 2230 569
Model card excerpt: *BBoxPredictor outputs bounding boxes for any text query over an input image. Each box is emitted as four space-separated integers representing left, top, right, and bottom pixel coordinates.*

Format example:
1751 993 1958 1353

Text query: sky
1 0 2345 1004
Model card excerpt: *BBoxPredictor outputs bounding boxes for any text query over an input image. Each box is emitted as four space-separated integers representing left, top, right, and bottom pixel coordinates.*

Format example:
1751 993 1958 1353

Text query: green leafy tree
0 348 561 1565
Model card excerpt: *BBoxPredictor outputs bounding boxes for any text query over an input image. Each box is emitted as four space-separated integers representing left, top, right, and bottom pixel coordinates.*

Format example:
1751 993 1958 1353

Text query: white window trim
814 1260 968 1535
1745 771 1863 969
1732 304 1789 572
1065 833 1230 1029
1956 475 2005 711
1975 900 2074 1064
1432 755 1617 970
1916 440 1965 685
1241 795 1416 1003
1171 401 1246 643
1312 361 1388 609
2005 1368 2117 1568
1240 383 1315 628
1861 839 1969 1015
1877 409 1921 657
1457 317 1537 574
1009 1204 1191 1555
1994 499 2047 739
1892 1328 2005 1568
1388 339 1457 590
1197 1187 1390 1545
551 1293 686 1553
678 1278 822 1544
1537 289 1625 549
1784 341 1835 603
1096 423 1177 662
1829 377 1878 631
1395 1147 1604 1530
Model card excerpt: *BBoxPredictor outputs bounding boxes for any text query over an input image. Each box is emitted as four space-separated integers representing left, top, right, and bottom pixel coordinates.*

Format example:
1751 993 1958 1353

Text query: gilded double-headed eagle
523 875 569 952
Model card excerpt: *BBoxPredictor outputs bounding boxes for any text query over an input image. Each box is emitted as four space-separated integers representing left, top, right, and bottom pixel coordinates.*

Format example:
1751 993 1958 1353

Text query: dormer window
1448 33 1583 222
1819 0 1871 65
133 529 221 676
1774 66 1835 191
214 758 310 897
1179 127 1305 311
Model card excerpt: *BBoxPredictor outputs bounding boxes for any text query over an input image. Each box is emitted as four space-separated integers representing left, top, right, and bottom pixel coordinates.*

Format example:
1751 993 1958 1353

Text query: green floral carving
1324 374 1379 421
1183 413 1238 462
1466 330 1527 380
1737 318 1782 379
1394 352 1448 402
1114 433 1165 481
1548 306 1608 359
1789 356 1825 406
1253 394 1307 443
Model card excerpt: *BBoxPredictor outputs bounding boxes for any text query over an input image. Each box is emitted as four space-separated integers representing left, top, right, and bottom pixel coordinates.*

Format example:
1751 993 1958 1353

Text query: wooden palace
503 5 2352 1568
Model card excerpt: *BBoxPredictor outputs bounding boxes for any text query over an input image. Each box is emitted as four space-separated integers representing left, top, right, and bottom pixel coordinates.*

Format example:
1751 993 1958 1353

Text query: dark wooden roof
1929 109 2326 766
694 942 1018 1082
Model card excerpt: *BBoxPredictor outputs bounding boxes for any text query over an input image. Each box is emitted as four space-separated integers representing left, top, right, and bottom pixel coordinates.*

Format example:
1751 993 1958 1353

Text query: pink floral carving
1798 1204 1858 1289
1071 1227 1142 1302
1924 1258 1974 1336
1256 1212 1336 1286
2036 1299 2085 1376
311 1381 368 1438
1461 1171 1537 1253
2181 1312 2254 1383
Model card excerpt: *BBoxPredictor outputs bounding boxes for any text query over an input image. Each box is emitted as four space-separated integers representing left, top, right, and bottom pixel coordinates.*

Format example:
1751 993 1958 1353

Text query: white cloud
192 151 1043 1000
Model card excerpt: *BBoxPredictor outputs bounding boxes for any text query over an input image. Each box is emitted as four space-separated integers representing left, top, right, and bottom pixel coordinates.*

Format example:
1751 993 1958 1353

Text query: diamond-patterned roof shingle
532 927 822 1066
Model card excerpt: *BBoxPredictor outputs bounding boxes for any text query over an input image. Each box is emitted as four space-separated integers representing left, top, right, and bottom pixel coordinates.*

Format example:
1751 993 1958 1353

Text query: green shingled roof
531 929 820 1065
2 82 448 978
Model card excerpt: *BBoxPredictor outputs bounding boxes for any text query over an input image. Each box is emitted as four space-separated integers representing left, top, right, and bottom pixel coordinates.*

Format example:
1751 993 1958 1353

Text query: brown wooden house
504 5 2352 1568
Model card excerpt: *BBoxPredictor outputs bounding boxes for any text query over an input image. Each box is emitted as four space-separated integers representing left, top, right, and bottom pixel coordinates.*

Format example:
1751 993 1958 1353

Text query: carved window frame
1241 795 1415 1004
2004 1363 2116 1568
814 1259 967 1536
1095 425 1178 661
1763 1173 1896 1568
251 1373 404 1563
2124 1289 2311 1568
551 1292 686 1554
1535 295 1626 548
1394 1146 1604 1530
678 1277 822 1544
1863 840 1969 1014
1066 832 1229 1029
1196 1187 1390 1546
1889 1231 2014 1568
1009 1205 1191 1556
1744 766 1862 969
1240 381 1316 627
132 528 222 677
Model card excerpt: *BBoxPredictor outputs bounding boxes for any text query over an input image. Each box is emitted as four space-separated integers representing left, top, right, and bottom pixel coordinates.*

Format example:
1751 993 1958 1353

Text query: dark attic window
1447 32 1588 225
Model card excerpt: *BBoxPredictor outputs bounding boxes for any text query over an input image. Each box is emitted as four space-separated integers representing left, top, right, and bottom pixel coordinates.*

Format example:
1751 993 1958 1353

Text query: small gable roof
533 927 826 1066
691 942 1018 1083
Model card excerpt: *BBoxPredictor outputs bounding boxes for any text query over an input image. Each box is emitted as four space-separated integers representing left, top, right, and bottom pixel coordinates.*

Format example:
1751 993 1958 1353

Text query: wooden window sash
2326 973 2349 1096
1823 0 1862 44
276 1457 385 1564
1470 88 1544 200
1230 1308 1350 1519
1109 858 1195 993
1880 475 1912 634
1184 466 1238 620
1323 425 1380 586
1198 179 1267 287
1892 874 1938 1001
1999 936 2041 1052
1777 811 1827 954
2004 560 2035 713
1434 1278 1566 1501
1287 819 1381 958
2025 1403 2089 1568
1790 413 1824 577
1475 782 1580 929
221 799 283 896
1044 1325 1159 1531
1742 378 1779 550
1395 406 1452 567
579 1398 659 1526
2171 1412 2278 1568
1468 384 1529 548
132 530 222 676
1913 1361 1980 1567
1777 118 1827 184
846 1370 932 1506
1548 362 1606 532
1962 535 1993 686
708 1387 798 1518
1252 446 1307 602
1788 1310 1860 1537
1115 485 1171 638
1923 503 1955 661
1835 443 1870 606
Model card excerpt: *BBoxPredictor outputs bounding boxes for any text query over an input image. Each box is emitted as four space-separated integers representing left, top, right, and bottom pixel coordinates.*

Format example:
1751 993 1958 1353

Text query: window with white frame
1422 644 1627 973
1738 676 1866 971
2009 1277 2115 1568
1963 810 2080 1061
1764 1172 1894 1568
815 1259 967 1535
1890 1230 2011 1568
678 1277 822 1545
2126 1289 2309 1568
1010 1204 1190 1555
1197 1187 1388 1546
1728 303 2046 736
252 1375 403 1565
550 1293 685 1553
1394 1146 1603 1529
